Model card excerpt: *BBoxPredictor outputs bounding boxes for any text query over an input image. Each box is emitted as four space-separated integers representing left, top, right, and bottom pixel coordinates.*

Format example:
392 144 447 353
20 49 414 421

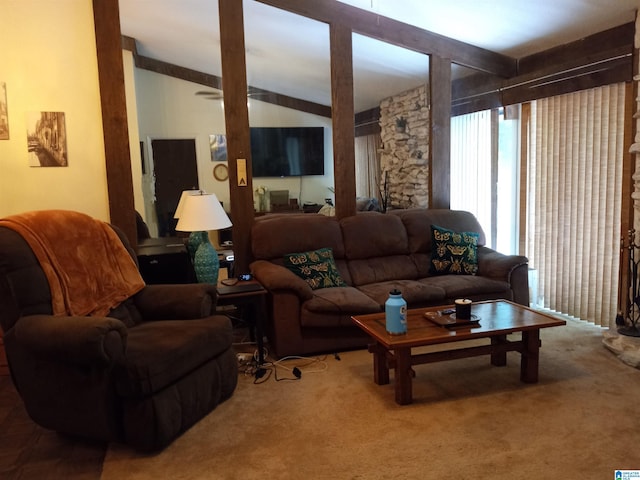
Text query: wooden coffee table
351 300 566 405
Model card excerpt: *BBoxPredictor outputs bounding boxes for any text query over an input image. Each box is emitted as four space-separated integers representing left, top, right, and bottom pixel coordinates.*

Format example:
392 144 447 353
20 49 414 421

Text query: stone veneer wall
379 84 430 209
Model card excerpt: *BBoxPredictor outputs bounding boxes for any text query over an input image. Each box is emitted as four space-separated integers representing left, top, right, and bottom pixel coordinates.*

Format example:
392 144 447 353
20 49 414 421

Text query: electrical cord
245 353 331 382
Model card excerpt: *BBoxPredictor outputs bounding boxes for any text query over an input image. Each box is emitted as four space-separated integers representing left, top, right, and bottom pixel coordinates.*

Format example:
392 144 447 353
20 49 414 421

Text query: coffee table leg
491 335 508 366
394 347 413 405
521 330 541 383
369 343 389 385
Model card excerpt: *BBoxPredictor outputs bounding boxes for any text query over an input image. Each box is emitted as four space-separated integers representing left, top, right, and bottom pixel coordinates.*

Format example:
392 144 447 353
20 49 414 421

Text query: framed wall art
0 82 8 140
210 134 227 161
26 111 68 167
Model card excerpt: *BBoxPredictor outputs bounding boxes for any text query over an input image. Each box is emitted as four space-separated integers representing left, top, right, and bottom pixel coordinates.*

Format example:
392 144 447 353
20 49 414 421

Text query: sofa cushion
357 280 446 308
429 225 479 275
283 248 347 290
301 286 380 327
341 212 409 259
251 214 345 260
348 255 419 286
420 275 512 302
304 286 381 314
390 209 487 253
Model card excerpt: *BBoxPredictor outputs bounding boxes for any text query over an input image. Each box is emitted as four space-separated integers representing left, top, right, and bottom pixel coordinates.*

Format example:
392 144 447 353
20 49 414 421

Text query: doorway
150 138 199 237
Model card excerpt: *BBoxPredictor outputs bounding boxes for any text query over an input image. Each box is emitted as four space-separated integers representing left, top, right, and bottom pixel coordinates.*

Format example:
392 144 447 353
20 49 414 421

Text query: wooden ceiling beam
122 39 332 118
256 0 517 77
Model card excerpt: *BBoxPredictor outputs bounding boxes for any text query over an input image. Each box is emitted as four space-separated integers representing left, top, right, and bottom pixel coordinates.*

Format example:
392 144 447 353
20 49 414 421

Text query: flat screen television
250 127 325 177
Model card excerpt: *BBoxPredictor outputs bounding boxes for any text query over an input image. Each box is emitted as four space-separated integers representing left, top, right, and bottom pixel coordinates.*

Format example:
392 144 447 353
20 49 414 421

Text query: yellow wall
0 1 109 221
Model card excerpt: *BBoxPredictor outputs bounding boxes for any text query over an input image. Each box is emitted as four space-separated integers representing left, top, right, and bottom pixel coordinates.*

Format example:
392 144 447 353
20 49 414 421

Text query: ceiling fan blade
195 90 223 99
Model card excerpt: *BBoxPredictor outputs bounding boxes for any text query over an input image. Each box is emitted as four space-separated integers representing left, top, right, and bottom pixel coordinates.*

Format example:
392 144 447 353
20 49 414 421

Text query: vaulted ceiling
118 0 638 112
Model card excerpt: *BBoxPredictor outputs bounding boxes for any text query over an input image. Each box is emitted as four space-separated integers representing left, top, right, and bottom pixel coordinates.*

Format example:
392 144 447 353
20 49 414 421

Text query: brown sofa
250 209 529 358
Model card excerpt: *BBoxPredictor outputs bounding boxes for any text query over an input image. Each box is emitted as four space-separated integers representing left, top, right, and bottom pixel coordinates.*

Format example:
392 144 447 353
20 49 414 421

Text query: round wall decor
213 163 228 181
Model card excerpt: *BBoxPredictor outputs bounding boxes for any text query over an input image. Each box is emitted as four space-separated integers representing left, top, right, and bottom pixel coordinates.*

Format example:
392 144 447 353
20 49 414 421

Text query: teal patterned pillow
429 225 479 275
283 247 347 290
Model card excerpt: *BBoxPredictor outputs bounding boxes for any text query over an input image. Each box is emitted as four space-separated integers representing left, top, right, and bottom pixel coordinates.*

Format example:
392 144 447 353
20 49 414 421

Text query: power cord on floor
241 353 332 383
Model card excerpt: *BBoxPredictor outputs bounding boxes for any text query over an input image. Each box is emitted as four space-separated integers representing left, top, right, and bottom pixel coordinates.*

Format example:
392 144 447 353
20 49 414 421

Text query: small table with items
352 300 566 405
216 279 268 365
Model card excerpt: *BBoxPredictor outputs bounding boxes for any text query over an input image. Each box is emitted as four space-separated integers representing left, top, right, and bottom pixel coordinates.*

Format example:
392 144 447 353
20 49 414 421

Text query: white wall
0 1 110 221
132 68 334 225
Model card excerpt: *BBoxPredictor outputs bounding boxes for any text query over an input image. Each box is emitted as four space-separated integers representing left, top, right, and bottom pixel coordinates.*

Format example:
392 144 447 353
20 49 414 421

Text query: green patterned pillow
429 224 479 275
283 247 347 290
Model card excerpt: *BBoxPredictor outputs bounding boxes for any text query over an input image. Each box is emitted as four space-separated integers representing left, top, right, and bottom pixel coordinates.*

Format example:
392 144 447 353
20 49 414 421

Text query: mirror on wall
352 32 430 210
243 3 333 214
120 0 225 237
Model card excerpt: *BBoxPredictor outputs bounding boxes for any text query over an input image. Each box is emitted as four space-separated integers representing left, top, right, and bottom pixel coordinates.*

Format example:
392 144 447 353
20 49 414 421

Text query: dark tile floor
0 375 106 480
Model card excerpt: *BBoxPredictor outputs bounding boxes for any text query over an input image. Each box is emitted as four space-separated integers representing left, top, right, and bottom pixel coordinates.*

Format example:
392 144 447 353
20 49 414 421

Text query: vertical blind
527 83 625 326
355 134 381 199
450 110 493 244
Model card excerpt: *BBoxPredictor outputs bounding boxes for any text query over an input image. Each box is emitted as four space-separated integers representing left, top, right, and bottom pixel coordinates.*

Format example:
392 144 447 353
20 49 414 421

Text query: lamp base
187 231 206 261
193 235 220 284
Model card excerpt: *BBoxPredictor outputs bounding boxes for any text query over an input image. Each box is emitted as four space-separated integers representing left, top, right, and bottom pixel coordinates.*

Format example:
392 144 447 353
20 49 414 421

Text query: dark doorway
151 139 199 237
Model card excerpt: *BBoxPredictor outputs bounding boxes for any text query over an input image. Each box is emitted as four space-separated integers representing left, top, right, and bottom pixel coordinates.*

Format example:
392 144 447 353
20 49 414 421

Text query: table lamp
174 189 203 261
175 191 232 284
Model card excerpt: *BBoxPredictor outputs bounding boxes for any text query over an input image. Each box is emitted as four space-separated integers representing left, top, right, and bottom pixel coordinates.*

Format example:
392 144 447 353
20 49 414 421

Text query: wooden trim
125 38 332 118
219 0 254 273
247 86 331 118
619 74 637 315
429 55 451 209
501 53 632 105
256 0 517 77
452 23 634 116
330 23 357 219
490 109 499 250
517 23 634 74
93 0 137 248
355 107 380 137
518 103 531 257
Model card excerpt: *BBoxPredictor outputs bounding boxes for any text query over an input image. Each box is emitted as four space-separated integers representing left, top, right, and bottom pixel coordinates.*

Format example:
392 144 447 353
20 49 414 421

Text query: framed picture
0 82 8 140
26 111 68 167
210 134 227 161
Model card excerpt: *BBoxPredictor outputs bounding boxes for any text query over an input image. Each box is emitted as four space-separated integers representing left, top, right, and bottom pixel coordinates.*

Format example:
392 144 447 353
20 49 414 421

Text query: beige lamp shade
175 192 232 232
173 189 201 219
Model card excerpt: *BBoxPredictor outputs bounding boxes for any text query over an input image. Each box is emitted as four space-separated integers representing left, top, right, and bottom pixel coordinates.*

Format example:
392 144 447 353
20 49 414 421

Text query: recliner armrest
133 283 217 319
13 314 127 366
250 260 313 300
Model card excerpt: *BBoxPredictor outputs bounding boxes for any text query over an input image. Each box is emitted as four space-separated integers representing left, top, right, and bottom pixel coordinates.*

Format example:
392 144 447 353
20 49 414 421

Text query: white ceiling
118 0 638 112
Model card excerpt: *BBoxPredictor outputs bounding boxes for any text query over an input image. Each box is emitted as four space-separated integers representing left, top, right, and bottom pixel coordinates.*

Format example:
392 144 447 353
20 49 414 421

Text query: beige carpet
102 318 640 480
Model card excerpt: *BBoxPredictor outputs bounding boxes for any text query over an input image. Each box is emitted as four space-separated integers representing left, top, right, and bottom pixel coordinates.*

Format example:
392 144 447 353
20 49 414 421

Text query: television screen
250 127 325 177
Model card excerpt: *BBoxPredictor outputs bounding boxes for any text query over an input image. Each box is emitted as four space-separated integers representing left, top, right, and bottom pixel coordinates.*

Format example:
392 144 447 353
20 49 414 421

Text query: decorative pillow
429 224 479 275
283 247 347 290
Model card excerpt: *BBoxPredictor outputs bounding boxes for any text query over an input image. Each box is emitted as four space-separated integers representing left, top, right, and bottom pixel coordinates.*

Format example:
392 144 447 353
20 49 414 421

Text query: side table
216 280 267 365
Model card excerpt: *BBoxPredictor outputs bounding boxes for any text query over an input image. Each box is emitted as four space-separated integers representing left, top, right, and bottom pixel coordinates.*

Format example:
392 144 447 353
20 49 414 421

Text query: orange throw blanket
0 210 145 317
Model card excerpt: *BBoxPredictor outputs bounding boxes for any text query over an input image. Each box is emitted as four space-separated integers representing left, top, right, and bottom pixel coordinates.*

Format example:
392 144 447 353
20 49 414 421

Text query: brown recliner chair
0 210 237 452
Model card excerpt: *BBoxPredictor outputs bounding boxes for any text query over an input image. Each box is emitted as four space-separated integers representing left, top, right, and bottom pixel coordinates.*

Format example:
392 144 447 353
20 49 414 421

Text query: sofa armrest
477 247 530 305
250 260 313 300
477 247 527 279
133 284 217 319
13 314 127 366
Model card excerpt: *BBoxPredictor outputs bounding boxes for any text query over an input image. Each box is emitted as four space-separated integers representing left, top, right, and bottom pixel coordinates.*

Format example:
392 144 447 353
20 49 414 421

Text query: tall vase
192 233 220 284
187 231 206 262
258 193 267 212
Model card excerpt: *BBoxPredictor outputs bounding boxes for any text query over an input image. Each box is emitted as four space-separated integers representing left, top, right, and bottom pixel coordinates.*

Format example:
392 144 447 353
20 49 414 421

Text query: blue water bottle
385 289 407 335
